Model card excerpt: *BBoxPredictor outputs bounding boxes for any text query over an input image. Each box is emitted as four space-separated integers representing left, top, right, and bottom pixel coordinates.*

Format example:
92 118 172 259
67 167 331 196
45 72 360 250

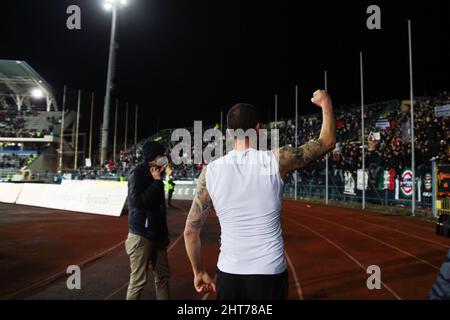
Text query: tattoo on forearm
186 167 212 230
276 139 327 175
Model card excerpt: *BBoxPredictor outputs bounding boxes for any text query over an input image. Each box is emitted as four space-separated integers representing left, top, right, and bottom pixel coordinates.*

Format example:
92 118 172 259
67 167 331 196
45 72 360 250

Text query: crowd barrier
0 180 196 216
168 181 197 200
0 183 23 203
1 180 128 216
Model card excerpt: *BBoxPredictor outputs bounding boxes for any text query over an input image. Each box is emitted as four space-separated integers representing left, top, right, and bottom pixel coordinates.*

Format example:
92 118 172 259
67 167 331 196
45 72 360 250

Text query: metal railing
283 174 433 212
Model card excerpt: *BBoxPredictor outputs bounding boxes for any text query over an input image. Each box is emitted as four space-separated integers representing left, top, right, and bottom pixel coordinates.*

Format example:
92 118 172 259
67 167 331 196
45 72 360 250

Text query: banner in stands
375 119 390 129
423 173 433 198
357 170 368 190
368 131 381 141
344 171 356 195
0 183 23 203
387 169 396 191
434 104 450 118
400 169 414 198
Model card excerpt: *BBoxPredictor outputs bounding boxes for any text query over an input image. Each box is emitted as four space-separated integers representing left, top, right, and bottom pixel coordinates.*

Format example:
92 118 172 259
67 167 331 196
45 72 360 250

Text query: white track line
283 216 401 300
286 200 434 231
339 215 449 249
4 239 126 299
285 251 304 300
297 212 440 270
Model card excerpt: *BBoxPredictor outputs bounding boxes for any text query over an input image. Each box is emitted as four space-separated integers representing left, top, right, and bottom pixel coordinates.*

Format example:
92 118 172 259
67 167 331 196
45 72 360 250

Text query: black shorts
216 268 289 300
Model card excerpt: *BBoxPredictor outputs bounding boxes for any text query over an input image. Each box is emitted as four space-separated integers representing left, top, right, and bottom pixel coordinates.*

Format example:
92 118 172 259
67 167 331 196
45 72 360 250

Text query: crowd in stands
0 105 60 138
278 97 450 190
5 95 445 190
0 152 37 176
139 96 449 187
0 154 28 169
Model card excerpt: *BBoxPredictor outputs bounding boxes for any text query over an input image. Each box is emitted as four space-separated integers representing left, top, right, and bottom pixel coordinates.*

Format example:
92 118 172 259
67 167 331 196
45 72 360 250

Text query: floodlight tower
100 0 128 165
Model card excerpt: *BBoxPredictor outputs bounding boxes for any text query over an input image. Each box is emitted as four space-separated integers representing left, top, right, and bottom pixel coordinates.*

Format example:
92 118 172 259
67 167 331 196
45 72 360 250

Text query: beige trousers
125 233 170 300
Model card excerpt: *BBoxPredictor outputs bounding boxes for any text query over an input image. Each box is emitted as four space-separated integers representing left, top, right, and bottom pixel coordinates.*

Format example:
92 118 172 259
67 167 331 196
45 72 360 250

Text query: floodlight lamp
31 88 44 99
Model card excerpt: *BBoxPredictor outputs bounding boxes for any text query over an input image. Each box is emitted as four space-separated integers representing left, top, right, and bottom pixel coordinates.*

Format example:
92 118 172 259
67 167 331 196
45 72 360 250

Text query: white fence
0 180 197 216
1 180 128 216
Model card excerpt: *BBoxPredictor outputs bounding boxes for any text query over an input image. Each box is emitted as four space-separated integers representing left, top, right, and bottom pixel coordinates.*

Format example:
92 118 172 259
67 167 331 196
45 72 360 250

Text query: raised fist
311 90 332 109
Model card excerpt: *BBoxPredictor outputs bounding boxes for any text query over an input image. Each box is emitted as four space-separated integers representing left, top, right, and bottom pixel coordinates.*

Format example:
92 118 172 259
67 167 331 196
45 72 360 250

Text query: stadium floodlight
100 0 129 165
31 88 44 99
103 0 128 10
103 2 113 10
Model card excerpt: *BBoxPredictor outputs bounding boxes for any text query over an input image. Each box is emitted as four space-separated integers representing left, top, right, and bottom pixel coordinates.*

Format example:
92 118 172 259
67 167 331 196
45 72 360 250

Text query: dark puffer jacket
127 163 169 242
429 248 450 300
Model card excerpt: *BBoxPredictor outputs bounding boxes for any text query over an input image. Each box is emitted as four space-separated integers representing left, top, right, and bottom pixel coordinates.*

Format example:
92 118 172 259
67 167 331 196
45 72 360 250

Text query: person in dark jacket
125 140 171 300
429 248 450 300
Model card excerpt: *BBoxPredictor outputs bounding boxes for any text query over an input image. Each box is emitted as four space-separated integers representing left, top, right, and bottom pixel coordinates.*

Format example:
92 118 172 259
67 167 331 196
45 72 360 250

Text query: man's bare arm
274 90 336 178
184 166 212 273
184 167 215 293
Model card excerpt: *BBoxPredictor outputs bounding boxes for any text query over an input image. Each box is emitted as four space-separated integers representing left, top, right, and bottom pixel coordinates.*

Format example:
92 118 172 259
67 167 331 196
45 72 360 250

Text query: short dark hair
226 103 260 131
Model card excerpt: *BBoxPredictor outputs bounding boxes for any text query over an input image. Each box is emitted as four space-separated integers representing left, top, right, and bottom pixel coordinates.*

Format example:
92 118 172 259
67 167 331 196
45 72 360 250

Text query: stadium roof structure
0 60 58 111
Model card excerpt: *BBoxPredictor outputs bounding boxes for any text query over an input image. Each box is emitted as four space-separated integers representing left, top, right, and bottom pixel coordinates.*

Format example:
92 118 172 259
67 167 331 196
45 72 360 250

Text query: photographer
429 249 450 300
125 140 170 300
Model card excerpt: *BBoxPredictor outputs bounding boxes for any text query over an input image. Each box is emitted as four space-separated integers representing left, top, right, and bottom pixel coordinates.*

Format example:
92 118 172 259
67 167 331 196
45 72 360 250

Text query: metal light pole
360 52 366 210
58 85 67 171
134 104 139 147
274 94 278 127
113 99 119 163
74 90 81 170
124 102 129 151
89 92 95 162
325 70 329 205
294 85 298 200
100 0 122 165
408 20 416 216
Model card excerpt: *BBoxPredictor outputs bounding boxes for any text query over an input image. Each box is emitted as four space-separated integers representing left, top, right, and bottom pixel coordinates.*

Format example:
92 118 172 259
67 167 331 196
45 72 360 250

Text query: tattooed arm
274 90 336 179
184 166 216 293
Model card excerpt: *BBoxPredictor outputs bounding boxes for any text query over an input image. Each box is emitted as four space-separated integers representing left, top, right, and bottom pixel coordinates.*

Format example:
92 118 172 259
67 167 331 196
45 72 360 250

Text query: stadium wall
0 180 196 216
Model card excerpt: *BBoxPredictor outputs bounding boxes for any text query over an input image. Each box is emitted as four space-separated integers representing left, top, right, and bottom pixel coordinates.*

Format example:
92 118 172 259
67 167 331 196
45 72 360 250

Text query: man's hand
311 90 332 111
150 166 161 180
194 271 216 294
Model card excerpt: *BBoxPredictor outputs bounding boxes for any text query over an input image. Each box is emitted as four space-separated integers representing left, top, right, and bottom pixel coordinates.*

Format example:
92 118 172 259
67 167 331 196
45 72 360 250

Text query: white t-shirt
205 148 286 275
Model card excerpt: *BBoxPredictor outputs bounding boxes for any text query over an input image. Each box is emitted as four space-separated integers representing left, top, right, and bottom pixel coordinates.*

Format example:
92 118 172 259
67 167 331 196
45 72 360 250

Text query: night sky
2 0 450 142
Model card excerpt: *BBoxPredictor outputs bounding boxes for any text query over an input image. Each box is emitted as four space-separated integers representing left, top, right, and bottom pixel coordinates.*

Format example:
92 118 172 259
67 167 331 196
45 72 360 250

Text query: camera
436 213 450 238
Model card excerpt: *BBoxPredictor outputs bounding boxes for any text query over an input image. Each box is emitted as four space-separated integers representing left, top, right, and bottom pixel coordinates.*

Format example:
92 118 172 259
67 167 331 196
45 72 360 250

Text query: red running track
281 200 450 299
1 200 449 300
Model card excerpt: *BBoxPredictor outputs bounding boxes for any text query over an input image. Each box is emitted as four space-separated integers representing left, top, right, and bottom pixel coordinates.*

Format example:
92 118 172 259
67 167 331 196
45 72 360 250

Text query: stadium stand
0 60 77 179
139 97 449 181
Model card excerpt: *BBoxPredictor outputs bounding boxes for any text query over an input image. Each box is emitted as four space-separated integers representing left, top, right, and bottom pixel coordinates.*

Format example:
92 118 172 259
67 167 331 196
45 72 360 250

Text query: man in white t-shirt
184 90 336 300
